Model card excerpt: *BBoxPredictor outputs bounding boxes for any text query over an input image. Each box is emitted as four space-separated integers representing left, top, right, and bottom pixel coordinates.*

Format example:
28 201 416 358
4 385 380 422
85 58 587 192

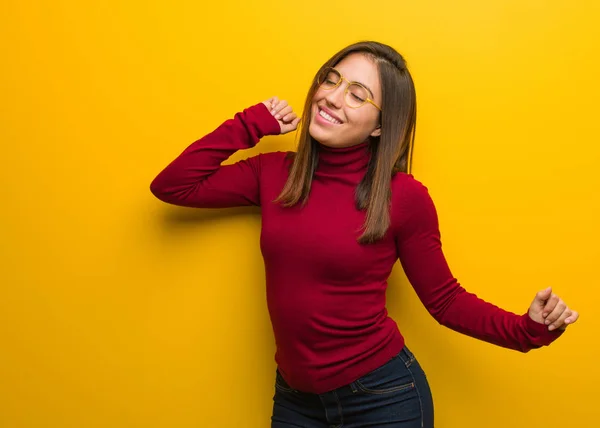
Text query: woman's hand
263 97 301 135
528 287 579 331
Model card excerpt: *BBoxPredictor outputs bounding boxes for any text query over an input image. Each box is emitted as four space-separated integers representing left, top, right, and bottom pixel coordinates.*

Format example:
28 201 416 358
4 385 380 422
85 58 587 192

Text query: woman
150 41 578 427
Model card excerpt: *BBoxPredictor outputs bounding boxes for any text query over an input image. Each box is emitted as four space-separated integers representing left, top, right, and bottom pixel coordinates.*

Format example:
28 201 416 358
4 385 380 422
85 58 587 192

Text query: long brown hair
275 41 417 244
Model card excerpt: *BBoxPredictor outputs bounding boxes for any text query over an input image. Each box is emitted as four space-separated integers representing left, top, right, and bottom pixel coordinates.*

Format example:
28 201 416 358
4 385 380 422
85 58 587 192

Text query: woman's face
309 53 382 149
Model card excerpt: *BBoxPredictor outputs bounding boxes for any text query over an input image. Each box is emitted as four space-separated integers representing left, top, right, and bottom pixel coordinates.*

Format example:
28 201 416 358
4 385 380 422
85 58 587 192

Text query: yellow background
1 1 598 427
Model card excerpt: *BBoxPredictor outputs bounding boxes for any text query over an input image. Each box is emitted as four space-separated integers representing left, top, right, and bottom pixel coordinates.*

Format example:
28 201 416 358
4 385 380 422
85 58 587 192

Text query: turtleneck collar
315 140 371 175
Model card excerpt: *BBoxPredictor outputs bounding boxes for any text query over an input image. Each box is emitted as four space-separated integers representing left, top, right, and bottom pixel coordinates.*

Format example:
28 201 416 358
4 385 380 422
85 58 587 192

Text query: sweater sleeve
394 175 564 352
150 103 281 208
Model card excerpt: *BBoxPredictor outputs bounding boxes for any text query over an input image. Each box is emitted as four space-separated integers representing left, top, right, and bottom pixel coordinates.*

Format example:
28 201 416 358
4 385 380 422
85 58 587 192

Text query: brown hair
275 41 417 244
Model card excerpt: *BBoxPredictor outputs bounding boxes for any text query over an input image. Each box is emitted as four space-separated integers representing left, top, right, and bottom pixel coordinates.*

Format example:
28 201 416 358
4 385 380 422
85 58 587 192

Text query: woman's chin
309 123 332 145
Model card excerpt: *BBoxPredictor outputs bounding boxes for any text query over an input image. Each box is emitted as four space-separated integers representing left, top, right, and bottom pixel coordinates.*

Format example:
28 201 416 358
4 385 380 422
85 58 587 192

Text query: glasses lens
319 68 341 89
346 84 369 108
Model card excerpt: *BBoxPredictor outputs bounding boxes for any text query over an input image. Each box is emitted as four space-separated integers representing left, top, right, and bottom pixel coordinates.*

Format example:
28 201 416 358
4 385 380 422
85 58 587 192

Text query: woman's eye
351 93 365 102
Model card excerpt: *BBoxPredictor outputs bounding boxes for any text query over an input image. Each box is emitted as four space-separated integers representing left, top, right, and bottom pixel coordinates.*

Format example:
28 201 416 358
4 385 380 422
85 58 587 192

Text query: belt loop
350 381 358 393
401 345 415 367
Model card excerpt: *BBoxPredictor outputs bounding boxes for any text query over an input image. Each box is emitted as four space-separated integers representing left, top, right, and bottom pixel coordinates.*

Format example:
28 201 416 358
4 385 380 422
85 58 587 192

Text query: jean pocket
275 369 297 393
355 354 416 395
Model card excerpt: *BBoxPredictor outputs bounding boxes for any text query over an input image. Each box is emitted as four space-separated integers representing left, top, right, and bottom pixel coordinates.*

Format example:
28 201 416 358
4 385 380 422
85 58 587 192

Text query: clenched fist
528 287 579 331
263 97 301 135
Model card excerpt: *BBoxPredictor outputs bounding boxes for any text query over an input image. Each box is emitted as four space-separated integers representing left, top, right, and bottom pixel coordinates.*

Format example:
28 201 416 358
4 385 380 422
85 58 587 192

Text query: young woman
150 41 578 427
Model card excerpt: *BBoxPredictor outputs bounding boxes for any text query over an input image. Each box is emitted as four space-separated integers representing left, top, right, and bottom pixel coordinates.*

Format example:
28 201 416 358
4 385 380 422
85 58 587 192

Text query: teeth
319 109 341 124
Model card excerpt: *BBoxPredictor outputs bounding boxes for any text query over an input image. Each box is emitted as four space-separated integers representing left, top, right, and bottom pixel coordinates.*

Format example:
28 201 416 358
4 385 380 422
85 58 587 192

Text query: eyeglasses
317 67 382 111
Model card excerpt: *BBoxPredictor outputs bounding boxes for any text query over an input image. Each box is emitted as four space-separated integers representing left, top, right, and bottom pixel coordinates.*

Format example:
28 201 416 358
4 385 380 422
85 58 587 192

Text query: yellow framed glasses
317 67 382 111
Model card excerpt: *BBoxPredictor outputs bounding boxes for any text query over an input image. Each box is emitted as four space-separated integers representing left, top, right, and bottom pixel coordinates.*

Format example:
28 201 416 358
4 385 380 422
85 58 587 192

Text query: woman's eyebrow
358 82 375 98
333 67 376 99
347 75 375 97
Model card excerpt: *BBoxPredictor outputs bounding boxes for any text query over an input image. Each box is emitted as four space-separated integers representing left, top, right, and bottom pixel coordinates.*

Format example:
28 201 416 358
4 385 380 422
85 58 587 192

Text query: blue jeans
271 346 434 428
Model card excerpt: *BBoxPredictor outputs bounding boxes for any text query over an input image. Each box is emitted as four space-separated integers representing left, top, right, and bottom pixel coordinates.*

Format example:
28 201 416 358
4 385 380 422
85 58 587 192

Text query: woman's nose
325 85 344 109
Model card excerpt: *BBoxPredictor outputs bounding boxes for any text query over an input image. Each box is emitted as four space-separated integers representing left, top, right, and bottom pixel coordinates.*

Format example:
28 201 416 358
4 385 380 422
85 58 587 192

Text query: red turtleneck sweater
150 102 562 394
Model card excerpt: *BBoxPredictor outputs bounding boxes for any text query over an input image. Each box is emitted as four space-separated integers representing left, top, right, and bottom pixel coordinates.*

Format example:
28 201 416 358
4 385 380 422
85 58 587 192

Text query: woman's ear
370 125 381 138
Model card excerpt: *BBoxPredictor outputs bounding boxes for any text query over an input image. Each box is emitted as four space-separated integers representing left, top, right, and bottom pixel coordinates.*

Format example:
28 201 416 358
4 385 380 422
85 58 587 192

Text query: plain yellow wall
1 1 598 427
